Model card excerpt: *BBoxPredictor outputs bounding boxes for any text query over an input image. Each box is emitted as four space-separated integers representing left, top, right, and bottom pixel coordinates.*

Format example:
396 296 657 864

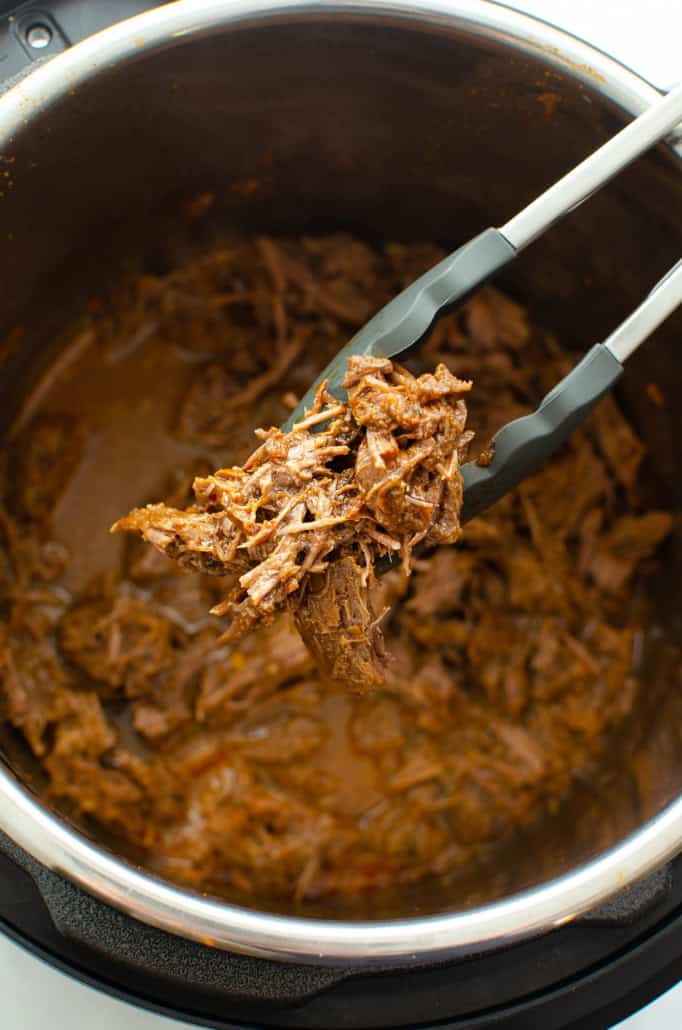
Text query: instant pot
1 1 681 1027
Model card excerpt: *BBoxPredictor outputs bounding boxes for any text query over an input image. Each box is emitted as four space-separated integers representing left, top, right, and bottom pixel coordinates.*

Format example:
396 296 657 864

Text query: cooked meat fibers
0 234 675 906
294 556 388 690
9 414 85 522
112 356 473 691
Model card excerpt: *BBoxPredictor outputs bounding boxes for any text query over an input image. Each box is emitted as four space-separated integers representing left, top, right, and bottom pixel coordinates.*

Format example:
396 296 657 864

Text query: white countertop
1 1 680 1028
502 0 680 92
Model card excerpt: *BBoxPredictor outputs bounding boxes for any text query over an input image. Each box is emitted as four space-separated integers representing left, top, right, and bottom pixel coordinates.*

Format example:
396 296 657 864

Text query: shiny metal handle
604 258 682 363
500 81 682 250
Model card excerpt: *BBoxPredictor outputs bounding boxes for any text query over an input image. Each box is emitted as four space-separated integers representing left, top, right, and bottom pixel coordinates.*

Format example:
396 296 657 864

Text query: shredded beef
59 595 179 696
0 625 67 756
195 615 313 723
0 233 675 907
9 414 85 521
294 557 387 689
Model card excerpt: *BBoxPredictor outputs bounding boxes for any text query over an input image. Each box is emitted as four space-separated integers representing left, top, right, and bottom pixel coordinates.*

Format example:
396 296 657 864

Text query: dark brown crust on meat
294 557 387 691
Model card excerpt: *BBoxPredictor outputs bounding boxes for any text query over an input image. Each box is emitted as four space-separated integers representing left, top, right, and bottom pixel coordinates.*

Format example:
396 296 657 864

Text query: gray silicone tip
460 343 624 525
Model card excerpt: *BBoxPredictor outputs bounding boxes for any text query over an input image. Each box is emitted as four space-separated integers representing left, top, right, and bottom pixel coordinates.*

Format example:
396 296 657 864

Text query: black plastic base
1 835 682 1030
2 905 682 1030
0 0 167 88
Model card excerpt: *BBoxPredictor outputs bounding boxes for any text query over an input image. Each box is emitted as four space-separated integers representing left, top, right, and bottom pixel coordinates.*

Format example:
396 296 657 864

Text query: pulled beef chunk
590 393 646 500
0 625 67 756
58 595 178 696
154 753 337 899
195 615 313 723
348 357 472 547
43 688 166 843
296 235 390 325
177 339 302 448
420 285 533 457
113 505 250 579
127 464 213 581
0 505 69 600
586 511 674 593
99 243 288 361
10 414 85 521
168 234 392 449
294 557 387 690
113 355 472 690
132 629 215 741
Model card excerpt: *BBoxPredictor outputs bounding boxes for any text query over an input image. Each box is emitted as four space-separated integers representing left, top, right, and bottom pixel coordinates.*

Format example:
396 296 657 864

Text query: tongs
285 82 682 527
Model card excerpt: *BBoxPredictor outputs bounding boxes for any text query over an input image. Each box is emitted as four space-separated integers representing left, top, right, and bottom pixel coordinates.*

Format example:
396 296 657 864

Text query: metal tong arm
284 83 682 429
501 81 682 251
603 257 682 362
460 258 682 526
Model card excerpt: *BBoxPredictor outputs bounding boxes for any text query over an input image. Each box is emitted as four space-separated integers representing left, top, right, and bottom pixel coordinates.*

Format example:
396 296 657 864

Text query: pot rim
0 0 680 965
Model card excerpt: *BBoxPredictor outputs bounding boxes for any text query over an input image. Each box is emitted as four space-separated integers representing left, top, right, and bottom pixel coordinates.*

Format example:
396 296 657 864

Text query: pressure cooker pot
0 2 681 1028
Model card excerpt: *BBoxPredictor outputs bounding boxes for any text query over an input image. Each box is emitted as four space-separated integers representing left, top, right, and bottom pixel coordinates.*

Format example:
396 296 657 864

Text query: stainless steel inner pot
0 0 681 965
